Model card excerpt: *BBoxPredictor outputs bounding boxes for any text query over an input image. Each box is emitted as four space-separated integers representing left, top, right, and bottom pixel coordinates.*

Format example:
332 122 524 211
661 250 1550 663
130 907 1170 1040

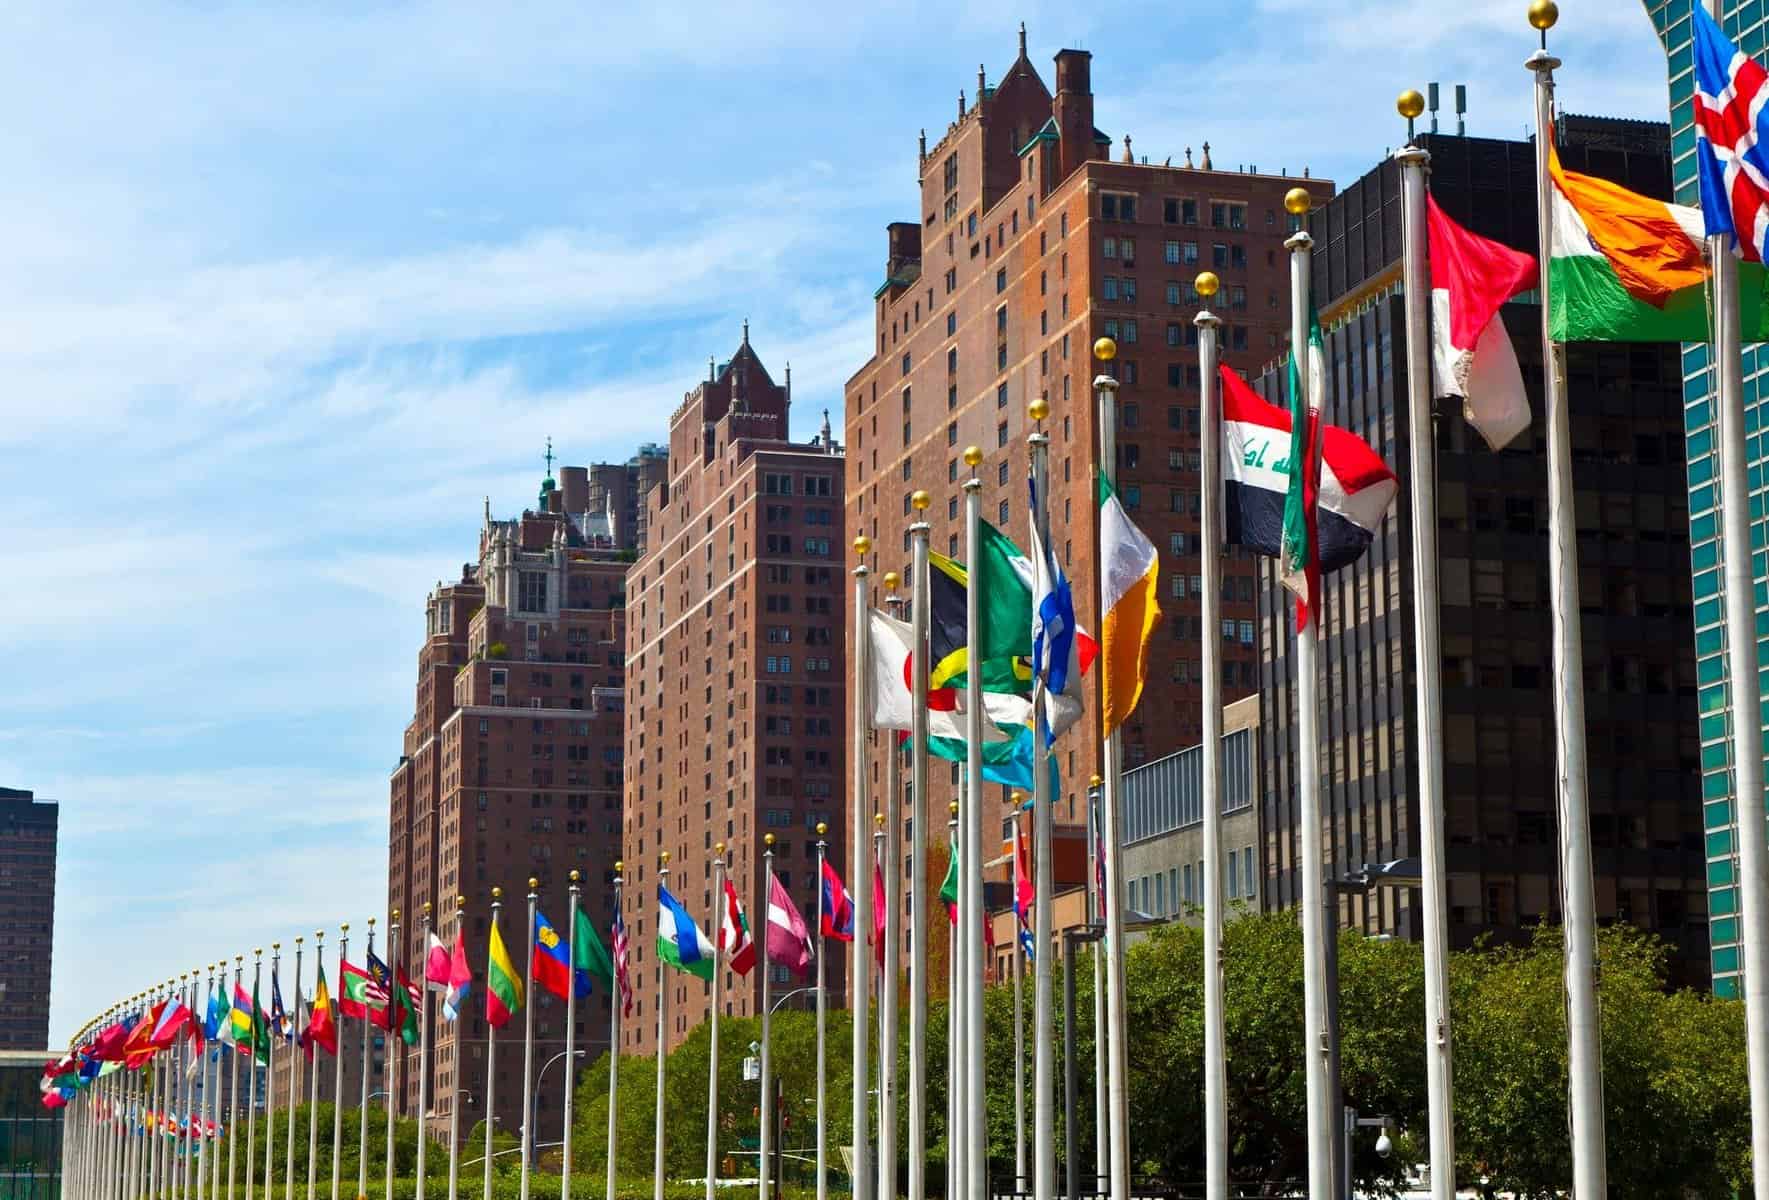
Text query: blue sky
2 1 1670 1047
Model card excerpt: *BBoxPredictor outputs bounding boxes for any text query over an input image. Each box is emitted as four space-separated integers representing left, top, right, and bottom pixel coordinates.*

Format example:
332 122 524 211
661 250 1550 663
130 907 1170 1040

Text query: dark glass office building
1255 118 1710 984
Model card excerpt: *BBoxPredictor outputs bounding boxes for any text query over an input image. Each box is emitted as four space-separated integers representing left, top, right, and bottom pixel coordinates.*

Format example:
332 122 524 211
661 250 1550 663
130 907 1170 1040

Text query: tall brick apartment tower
622 329 847 1054
0 787 56 1050
843 31 1332 896
385 457 640 1143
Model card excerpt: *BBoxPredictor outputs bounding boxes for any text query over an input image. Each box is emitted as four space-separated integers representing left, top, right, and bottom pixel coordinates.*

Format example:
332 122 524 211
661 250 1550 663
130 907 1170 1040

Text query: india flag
1548 142 1769 341
658 883 716 981
1098 474 1161 735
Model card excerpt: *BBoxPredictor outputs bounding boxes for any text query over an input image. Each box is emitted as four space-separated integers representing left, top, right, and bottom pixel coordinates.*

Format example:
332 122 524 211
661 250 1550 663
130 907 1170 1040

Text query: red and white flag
720 875 757 976
766 870 814 980
1426 194 1537 450
872 857 887 970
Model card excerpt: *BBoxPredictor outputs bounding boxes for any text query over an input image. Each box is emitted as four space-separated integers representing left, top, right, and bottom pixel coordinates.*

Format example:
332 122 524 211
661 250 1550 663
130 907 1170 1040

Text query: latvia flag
1220 364 1397 583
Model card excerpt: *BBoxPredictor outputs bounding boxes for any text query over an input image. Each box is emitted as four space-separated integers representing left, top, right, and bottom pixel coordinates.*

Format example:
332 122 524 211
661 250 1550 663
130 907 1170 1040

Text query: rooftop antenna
544 436 555 478
1455 84 1467 135
1428 82 1441 133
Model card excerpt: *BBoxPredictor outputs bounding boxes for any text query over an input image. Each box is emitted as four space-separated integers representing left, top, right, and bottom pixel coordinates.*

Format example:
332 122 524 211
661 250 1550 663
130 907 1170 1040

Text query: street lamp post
1325 858 1421 1200
528 1051 587 1168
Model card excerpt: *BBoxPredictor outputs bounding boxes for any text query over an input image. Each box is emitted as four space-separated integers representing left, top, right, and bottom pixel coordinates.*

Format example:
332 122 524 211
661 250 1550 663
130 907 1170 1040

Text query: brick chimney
1053 49 1095 180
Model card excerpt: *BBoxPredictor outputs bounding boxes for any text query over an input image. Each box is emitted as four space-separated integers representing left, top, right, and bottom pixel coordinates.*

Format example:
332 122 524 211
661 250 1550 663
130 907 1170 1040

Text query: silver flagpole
653 856 672 1200
520 882 539 1200
1029 400 1058 1200
417 905 433 1200
360 920 374 1200
707 846 726 1200
951 735 966 1199
231 958 244 1200
944 808 958 1200
331 927 346 1200
385 912 401 1200
871 813 889 1200
447 898 465 1200
1195 271 1229 1200
1088 779 1106 1197
1395 127 1457 1200
1526 20 1607 1199
959 445 986 1200
202 969 214 1200
905 492 932 1200
248 954 262 1200
486 893 503 1200
881 575 906 1200
1011 806 1026 1195
565 873 582 1200
267 945 279 1200
759 838 775 1200
287 939 302 1200
1701 3 1769 1194
849 536 874 1200
1092 336 1137 1200
158 981 172 1200
307 933 322 1200
187 972 198 1200
1284 209 1335 1200
607 869 624 1200
814 824 830 1200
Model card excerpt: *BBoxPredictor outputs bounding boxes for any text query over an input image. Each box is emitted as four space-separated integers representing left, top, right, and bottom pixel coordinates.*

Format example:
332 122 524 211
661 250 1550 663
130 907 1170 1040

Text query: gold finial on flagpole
1093 337 1117 362
963 445 983 470
1398 89 1425 139
884 571 901 590
1284 187 1313 216
911 490 931 511
1195 271 1221 300
855 534 873 557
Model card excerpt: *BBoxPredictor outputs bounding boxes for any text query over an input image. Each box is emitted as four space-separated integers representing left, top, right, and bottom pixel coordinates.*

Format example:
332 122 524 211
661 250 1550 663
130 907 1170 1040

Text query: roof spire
544 436 555 478
1018 21 1027 59
1201 140 1213 170
742 318 749 346
1122 134 1133 163
820 408 832 451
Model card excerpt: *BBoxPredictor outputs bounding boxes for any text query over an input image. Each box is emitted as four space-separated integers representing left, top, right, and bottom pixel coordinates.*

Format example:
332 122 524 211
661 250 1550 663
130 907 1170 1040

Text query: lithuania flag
485 918 523 1030
1548 142 1769 342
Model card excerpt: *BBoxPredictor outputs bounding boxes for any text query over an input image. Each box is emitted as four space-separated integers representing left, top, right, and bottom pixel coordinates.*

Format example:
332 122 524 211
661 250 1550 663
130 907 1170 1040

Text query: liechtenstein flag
532 910 573 1000
820 860 855 942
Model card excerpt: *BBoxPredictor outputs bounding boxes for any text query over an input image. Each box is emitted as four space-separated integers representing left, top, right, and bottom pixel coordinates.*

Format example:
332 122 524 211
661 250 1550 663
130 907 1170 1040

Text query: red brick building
622 329 847 1054
386 459 638 1142
0 787 55 1051
843 33 1332 903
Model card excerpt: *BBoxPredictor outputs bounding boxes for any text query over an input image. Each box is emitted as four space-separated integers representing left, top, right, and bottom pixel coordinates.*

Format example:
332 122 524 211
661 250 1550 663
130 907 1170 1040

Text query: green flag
574 906 615 991
939 842 960 922
1280 298 1325 625
249 980 270 1067
929 518 1036 695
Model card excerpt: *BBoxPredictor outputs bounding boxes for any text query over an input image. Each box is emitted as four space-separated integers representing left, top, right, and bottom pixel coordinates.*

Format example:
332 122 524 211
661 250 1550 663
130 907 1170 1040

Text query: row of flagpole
71 10 1769 1200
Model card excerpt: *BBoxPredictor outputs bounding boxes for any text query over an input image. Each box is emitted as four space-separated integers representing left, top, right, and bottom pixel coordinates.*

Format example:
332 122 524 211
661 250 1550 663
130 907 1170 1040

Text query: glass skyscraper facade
1647 0 1769 995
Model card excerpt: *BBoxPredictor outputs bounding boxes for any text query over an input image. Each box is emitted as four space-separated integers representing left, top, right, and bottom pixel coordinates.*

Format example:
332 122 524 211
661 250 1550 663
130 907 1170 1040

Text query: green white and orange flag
485 917 523 1029
1097 473 1161 734
1547 142 1769 341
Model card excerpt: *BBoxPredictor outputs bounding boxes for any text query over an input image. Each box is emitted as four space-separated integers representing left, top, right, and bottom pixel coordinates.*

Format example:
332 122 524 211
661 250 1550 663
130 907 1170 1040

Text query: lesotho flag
657 883 716 981
1220 362 1396 610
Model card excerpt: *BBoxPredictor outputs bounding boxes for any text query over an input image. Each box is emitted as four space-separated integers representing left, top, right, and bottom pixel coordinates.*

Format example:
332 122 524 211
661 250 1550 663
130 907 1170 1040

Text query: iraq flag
1219 363 1396 592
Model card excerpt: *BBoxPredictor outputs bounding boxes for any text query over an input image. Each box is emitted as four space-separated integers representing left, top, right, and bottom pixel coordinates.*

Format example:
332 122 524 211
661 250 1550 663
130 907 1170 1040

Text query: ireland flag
658 884 716 981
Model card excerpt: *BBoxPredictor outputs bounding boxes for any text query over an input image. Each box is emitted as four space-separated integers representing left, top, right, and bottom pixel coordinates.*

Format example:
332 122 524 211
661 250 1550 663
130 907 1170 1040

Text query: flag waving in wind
1280 302 1327 627
767 871 814 978
1695 5 1769 262
1221 364 1397 618
1425 194 1536 449
1097 472 1162 732
820 860 855 942
574 905 615 999
531 910 574 1001
1029 472 1085 737
720 875 757 976
658 884 716 981
1014 820 1036 961
612 906 634 1017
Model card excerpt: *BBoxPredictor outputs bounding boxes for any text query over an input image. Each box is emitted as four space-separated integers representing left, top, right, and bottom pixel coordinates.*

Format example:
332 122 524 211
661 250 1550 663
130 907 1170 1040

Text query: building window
998 499 1010 525
947 312 957 336
518 571 548 614
997 421 1009 448
902 353 911 376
